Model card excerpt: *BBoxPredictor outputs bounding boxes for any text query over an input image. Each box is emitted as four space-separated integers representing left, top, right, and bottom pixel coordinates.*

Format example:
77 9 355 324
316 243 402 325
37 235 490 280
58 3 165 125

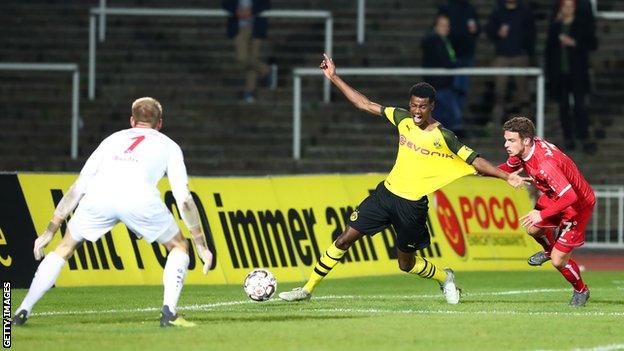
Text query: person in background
545 0 597 153
486 0 536 123
222 0 272 103
549 0 596 43
422 13 464 136
438 0 481 115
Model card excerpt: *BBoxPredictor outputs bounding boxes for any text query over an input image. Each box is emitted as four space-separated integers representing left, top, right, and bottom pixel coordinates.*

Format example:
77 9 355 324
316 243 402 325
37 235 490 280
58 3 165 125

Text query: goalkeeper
12 97 213 328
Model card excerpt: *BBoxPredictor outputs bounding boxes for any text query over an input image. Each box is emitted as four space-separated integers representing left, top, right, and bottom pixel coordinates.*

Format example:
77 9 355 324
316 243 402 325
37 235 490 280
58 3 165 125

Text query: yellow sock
303 241 346 293
408 256 447 284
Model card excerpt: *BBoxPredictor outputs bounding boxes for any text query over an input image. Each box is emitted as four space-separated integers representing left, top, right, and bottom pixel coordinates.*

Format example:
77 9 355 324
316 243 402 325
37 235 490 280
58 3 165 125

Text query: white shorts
67 192 179 244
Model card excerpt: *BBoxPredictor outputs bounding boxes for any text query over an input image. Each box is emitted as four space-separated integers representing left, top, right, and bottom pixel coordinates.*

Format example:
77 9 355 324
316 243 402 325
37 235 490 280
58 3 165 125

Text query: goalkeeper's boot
440 268 461 304
160 305 196 327
12 309 28 326
569 287 590 307
527 251 551 266
278 287 311 302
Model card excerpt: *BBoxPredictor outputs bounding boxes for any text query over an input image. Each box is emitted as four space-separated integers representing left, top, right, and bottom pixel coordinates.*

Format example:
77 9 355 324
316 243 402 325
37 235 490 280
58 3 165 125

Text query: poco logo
433 190 466 257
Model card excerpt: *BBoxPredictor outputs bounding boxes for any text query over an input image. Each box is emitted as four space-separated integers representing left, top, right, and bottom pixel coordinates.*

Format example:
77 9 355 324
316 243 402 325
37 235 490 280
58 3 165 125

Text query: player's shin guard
17 252 65 315
408 256 447 284
163 248 190 315
557 258 587 292
303 241 346 293
534 228 555 255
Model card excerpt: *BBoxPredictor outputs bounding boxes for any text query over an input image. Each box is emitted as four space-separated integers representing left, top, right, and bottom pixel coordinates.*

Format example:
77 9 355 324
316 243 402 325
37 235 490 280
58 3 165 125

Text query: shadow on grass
24 313 367 327
193 314 366 323
587 299 624 306
458 299 558 304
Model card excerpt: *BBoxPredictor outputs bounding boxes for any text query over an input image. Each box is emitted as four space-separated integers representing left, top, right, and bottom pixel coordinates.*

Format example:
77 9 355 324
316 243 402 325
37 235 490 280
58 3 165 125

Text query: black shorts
347 181 430 253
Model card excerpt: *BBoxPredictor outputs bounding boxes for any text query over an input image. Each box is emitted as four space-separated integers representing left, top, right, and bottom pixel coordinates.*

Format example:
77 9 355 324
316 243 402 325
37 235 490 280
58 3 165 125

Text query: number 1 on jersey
125 135 146 153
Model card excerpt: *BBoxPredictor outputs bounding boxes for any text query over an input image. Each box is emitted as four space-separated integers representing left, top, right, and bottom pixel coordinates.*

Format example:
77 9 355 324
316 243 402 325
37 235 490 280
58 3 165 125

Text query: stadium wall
0 173 546 288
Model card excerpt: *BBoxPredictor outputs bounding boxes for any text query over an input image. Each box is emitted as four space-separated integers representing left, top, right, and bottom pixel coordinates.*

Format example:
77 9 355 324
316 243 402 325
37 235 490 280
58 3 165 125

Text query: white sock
17 252 65 315
162 249 189 315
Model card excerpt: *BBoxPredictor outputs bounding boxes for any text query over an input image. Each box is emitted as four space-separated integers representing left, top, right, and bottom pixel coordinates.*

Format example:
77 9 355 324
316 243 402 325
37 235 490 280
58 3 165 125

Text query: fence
593 0 624 20
292 67 545 160
88 6 333 101
0 63 80 159
587 185 624 248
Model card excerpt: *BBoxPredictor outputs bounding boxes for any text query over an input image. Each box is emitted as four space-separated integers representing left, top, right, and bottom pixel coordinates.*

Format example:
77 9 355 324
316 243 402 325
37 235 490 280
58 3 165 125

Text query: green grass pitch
9 271 624 351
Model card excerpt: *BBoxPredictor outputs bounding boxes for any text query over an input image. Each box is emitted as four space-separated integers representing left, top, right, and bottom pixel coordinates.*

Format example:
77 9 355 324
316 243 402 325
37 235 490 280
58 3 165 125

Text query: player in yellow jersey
279 54 526 304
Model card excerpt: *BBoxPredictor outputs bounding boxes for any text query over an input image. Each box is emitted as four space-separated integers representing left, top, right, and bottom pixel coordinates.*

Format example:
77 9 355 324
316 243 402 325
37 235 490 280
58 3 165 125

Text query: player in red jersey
500 117 595 306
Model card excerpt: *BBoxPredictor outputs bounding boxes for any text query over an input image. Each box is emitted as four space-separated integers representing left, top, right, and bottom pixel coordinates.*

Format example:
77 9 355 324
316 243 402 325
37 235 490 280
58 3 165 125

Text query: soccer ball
243 269 277 302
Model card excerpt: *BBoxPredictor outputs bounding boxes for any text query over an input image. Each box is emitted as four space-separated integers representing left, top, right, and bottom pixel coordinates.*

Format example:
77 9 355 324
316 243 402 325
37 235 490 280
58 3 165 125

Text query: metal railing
587 185 624 248
292 67 545 160
88 6 333 101
357 0 365 44
596 12 624 20
0 63 80 159
593 0 624 20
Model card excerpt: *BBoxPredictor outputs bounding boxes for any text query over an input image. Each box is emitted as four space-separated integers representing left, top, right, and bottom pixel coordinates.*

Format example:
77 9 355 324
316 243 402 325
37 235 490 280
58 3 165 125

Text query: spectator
422 13 463 135
486 0 536 123
222 0 271 103
545 0 597 153
549 0 597 48
438 0 481 113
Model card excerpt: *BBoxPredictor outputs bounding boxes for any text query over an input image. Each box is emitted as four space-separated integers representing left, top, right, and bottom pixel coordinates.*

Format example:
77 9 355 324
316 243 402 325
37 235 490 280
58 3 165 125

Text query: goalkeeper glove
33 231 54 261
197 245 213 275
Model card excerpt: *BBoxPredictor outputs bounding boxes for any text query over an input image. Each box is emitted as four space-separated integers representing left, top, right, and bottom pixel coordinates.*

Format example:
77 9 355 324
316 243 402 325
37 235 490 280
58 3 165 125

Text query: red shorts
534 195 594 253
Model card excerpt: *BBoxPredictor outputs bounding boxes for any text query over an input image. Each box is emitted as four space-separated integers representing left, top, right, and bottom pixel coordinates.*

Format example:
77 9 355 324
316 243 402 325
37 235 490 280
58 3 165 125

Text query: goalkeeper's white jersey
75 127 189 203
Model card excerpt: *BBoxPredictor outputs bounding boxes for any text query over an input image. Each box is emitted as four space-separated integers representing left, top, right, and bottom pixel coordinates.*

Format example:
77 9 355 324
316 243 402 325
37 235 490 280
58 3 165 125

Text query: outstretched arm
320 53 382 116
472 157 530 188
473 157 508 179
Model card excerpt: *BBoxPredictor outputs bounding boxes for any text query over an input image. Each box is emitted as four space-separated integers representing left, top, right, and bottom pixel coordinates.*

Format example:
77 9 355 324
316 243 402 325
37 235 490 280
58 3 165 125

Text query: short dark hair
503 116 536 140
409 82 436 102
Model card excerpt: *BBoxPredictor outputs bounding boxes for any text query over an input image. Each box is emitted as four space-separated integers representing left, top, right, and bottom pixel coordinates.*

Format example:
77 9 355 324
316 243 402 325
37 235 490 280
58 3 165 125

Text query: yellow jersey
382 106 478 200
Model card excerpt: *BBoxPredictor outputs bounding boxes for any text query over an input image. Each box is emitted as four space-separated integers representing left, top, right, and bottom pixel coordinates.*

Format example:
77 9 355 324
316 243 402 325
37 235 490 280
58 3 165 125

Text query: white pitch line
32 300 254 317
314 288 570 300
572 344 624 351
306 308 624 317
29 288 617 318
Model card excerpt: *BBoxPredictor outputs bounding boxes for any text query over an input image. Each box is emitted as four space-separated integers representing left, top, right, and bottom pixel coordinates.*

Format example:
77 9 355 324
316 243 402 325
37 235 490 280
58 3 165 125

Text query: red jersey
503 138 595 212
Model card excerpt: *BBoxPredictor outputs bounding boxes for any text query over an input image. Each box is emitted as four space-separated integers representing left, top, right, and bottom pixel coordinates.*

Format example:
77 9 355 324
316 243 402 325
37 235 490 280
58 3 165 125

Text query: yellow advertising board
428 176 539 270
15 173 544 287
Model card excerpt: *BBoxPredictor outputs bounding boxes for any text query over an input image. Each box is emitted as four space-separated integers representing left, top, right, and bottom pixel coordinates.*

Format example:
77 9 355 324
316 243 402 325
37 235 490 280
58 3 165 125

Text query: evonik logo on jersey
399 135 454 159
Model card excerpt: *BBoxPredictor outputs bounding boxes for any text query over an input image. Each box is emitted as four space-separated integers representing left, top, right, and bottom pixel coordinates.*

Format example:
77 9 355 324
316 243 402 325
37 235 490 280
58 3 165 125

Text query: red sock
533 228 554 255
557 258 587 292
